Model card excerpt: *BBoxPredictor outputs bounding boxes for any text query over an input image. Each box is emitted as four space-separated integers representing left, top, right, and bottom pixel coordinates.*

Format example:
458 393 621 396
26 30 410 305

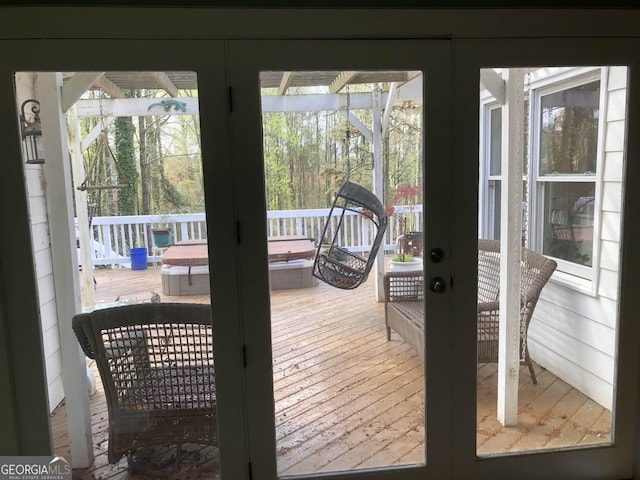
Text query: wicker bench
72 303 217 470
384 239 557 383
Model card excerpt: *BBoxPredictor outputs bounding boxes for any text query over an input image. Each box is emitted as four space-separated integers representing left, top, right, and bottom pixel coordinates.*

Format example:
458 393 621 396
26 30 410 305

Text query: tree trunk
115 91 138 215
138 111 152 215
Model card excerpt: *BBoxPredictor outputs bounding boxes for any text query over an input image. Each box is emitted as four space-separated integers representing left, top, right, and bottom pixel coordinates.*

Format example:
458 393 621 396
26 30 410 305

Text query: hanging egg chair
313 180 388 289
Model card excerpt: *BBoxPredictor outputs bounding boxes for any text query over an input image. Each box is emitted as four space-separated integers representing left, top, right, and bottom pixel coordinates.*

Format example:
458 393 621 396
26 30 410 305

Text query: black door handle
430 277 447 294
430 248 445 263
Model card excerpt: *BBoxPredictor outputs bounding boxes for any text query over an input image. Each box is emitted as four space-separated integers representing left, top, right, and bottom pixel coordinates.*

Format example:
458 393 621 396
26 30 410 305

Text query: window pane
23 71 222 478
478 67 621 459
543 182 595 267
260 71 425 475
489 108 502 176
540 81 600 175
485 99 528 240
489 180 501 240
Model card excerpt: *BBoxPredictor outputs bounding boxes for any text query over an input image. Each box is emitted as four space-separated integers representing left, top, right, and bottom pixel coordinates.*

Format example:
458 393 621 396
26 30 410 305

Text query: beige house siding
529 66 627 411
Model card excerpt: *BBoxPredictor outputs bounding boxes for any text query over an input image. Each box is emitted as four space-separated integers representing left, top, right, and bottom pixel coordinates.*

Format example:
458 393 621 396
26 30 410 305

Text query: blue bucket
130 247 148 270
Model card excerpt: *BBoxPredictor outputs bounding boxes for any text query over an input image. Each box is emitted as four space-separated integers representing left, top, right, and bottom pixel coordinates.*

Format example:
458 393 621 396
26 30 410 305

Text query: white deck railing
85 206 422 267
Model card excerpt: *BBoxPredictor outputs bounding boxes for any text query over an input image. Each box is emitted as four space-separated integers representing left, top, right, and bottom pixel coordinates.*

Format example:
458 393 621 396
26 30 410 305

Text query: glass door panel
475 65 625 457
228 39 452 480
9 46 239 475
260 70 425 475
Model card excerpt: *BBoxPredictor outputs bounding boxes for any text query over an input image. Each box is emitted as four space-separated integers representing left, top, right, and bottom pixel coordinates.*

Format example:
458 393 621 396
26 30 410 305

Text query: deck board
50 265 612 478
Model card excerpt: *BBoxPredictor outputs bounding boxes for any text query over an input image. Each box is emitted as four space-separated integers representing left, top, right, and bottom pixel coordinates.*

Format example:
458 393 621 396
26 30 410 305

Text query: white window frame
481 67 606 286
529 68 605 284
479 101 503 240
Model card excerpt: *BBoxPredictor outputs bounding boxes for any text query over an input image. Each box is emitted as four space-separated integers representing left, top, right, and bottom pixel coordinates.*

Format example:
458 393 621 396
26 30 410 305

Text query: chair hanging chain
99 94 105 131
77 93 131 191
345 86 351 141
345 86 351 179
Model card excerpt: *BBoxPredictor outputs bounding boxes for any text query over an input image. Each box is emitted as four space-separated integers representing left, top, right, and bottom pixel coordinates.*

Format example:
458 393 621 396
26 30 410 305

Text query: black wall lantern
20 99 44 164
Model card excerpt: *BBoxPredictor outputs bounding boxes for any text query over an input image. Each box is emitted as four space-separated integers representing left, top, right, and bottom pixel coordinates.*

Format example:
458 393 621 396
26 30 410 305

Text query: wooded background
80 87 423 218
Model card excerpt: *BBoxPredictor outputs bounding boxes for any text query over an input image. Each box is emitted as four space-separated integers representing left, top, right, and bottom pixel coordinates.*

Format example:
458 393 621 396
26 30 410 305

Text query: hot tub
269 258 318 290
160 237 318 295
161 264 210 296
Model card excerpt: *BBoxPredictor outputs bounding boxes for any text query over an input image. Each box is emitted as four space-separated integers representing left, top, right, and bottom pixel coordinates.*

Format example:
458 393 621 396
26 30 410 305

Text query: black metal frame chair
313 180 388 289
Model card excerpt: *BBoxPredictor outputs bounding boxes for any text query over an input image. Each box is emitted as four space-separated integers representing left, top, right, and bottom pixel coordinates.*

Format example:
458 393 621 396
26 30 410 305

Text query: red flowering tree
390 183 423 260
391 183 422 234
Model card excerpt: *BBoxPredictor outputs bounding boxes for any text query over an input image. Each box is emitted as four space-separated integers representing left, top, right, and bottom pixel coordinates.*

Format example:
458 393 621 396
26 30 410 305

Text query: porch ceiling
64 70 420 97
259 70 418 92
99 71 198 91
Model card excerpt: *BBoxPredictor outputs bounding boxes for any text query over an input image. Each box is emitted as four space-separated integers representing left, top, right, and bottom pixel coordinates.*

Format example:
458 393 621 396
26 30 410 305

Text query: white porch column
497 68 525 427
340 89 386 302
38 72 93 466
68 105 95 307
371 88 385 302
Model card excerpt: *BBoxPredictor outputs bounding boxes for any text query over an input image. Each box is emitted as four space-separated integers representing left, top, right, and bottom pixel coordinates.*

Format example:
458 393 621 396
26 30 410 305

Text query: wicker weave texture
476 239 558 375
384 270 424 303
73 303 217 464
385 240 557 383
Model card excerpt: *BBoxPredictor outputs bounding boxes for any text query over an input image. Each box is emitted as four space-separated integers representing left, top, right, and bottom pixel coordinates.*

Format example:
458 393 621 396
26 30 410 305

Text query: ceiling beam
480 69 506 105
406 70 422 83
395 74 422 103
76 97 199 117
95 75 125 99
75 86 427 117
263 92 385 112
339 110 373 143
278 71 293 96
81 116 116 152
329 71 358 94
76 92 396 117
150 71 180 97
382 82 398 135
61 72 105 113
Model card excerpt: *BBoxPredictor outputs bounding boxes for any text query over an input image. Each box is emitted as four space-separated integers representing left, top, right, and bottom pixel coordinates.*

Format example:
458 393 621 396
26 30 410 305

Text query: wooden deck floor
52 265 611 478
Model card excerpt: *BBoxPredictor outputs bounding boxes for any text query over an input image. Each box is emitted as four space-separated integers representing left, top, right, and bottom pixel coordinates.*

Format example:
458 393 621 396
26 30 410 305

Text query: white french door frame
226 39 453 480
452 37 640 479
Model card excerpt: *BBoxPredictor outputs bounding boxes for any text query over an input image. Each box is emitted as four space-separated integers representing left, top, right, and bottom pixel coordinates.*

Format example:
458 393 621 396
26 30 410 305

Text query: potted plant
151 215 172 248
389 252 422 272
151 228 171 248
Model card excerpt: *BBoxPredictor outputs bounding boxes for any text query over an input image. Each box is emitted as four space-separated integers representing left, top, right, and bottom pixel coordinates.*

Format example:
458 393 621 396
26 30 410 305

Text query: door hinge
236 220 242 244
243 344 247 368
228 86 234 112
